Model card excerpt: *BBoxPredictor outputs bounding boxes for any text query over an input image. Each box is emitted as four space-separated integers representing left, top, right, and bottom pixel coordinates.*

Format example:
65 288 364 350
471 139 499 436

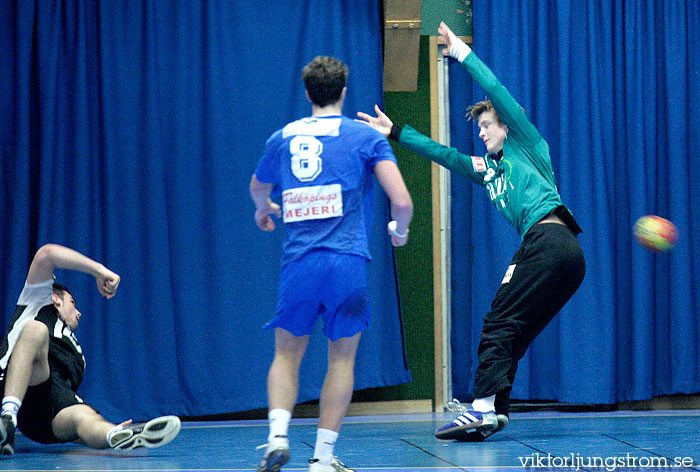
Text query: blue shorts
264 249 370 341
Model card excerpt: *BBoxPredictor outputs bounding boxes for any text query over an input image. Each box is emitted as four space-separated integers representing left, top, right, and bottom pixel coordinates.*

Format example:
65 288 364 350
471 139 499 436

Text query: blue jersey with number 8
255 115 397 265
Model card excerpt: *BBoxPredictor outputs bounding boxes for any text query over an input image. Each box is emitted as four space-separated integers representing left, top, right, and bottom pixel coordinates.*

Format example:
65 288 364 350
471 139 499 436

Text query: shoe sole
257 448 290 472
114 416 181 450
454 415 509 442
435 414 508 441
435 419 490 440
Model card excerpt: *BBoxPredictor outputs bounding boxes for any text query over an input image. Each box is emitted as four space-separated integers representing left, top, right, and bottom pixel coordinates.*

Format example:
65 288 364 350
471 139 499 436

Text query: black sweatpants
473 223 586 417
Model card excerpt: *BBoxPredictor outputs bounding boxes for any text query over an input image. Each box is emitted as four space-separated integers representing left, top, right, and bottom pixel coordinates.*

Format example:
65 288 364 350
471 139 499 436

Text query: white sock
268 408 291 441
471 395 496 413
1 396 21 427
313 428 338 464
106 424 125 447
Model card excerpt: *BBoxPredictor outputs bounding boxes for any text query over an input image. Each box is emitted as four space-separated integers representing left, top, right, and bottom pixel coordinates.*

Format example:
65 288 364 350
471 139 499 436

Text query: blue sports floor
0 409 698 471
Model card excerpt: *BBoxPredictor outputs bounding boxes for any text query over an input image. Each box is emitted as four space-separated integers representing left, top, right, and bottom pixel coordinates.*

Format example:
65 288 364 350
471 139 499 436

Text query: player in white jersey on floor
0 244 180 455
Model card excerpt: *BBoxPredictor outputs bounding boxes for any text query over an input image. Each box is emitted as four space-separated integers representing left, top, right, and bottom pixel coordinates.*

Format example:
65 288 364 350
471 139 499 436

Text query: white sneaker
109 416 181 450
256 434 290 472
308 456 356 472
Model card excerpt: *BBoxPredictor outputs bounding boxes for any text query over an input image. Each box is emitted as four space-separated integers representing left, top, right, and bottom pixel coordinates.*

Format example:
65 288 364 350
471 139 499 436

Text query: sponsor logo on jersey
472 156 487 173
501 264 516 284
485 160 514 209
283 184 343 223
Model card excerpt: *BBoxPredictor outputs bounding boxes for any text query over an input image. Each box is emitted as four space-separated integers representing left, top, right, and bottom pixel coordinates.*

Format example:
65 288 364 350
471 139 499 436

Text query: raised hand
356 105 394 137
438 21 457 55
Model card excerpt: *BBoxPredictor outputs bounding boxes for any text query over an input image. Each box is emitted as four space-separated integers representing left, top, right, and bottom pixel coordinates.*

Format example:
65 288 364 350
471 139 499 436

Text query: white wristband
387 221 409 239
449 39 472 63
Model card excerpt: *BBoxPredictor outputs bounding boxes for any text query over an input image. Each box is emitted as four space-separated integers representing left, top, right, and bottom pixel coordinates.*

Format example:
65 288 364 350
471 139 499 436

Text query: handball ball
633 215 678 252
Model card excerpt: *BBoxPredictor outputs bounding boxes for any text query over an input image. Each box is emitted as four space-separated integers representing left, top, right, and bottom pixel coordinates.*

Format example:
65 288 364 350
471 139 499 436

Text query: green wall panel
354 0 473 403
354 36 434 402
421 0 472 36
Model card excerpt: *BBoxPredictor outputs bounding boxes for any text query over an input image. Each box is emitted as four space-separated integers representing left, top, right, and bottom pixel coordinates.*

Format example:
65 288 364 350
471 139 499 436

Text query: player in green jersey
357 21 585 441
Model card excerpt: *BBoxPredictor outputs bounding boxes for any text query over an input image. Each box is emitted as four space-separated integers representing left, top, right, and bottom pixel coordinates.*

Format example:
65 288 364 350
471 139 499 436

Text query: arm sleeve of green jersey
462 53 542 147
398 125 484 184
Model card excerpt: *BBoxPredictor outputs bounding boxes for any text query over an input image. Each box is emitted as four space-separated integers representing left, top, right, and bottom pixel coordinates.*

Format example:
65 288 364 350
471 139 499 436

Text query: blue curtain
0 1 410 421
450 0 700 404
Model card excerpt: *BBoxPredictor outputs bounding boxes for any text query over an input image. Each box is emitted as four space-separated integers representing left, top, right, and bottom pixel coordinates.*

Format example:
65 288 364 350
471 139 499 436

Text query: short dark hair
466 99 503 124
302 56 348 108
53 283 72 299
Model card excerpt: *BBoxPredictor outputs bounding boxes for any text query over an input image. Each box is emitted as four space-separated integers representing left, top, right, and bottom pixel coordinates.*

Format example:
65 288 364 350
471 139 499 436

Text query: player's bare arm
249 174 282 232
26 244 120 299
373 161 413 247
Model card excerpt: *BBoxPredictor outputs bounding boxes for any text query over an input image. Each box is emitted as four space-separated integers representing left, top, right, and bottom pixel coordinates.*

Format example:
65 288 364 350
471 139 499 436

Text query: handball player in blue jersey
250 56 413 472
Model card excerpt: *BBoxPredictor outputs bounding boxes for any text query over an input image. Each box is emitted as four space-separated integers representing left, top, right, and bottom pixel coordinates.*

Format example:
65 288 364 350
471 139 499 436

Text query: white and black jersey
0 280 86 391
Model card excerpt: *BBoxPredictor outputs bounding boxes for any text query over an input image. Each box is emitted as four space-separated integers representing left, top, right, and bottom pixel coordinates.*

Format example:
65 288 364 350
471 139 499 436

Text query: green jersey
398 51 571 238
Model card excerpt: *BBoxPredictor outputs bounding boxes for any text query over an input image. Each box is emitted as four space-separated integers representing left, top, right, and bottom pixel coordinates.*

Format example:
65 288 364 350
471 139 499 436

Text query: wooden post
430 35 446 411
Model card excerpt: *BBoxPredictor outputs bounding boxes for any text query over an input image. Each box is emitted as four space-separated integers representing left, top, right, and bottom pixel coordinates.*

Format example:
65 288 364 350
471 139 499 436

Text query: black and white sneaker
435 409 499 440
441 398 509 441
109 415 181 450
0 414 15 455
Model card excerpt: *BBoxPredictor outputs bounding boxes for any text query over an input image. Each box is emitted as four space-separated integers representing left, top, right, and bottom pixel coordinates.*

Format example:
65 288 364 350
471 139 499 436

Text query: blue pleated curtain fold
449 0 700 404
0 1 409 420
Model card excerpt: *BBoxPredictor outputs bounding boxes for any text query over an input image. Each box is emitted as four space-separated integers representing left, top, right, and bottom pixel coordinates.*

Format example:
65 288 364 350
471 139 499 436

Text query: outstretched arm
358 106 485 184
26 244 120 299
438 21 540 145
250 174 282 231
